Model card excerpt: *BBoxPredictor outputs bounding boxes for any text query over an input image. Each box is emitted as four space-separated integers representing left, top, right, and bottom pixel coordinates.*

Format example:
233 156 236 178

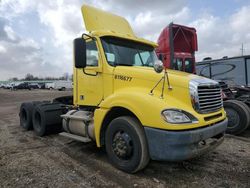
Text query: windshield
173 58 183 71
172 58 194 73
101 37 158 67
184 58 194 73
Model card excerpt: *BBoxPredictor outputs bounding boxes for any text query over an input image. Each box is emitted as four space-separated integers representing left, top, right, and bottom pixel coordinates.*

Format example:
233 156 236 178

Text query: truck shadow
240 129 250 137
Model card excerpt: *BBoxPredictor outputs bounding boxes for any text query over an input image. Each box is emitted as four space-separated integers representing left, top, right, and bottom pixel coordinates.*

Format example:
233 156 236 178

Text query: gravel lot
0 89 249 188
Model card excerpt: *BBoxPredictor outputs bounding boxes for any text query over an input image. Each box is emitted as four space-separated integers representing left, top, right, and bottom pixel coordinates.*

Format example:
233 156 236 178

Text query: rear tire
19 102 33 130
19 101 49 130
105 116 149 173
32 103 65 136
224 100 250 135
33 106 46 136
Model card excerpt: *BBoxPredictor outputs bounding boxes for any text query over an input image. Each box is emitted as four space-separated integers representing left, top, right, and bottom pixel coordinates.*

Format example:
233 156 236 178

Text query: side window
86 41 98 67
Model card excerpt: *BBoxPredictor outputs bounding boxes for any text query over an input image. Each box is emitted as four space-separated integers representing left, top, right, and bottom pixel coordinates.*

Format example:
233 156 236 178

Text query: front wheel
105 116 149 173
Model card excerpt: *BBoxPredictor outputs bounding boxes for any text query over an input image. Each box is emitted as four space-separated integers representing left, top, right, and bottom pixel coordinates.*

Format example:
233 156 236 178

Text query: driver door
75 40 103 106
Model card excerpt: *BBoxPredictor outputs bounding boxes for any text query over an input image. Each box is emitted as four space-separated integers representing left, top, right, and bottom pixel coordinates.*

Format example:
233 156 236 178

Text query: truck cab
156 23 198 73
19 5 228 173
73 5 227 171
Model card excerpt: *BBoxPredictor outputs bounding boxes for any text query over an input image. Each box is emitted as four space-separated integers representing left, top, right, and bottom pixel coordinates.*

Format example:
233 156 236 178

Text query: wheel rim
225 107 240 129
112 130 133 160
34 111 42 131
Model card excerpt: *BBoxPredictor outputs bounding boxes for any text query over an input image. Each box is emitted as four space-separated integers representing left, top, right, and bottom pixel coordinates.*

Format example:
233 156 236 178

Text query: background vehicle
9 82 20 89
156 23 198 73
54 80 72 91
156 22 250 135
45 82 55 90
196 56 250 134
38 83 46 89
45 81 72 90
28 83 39 89
12 82 27 90
4 82 15 89
196 55 250 87
3 84 9 89
19 5 227 173
12 82 38 90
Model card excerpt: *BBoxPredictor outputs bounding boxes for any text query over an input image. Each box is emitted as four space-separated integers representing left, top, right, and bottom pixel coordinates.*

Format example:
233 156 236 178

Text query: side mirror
74 38 86 68
154 60 164 73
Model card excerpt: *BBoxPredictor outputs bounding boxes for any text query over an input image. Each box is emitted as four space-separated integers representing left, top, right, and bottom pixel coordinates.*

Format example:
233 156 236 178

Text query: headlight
161 109 198 124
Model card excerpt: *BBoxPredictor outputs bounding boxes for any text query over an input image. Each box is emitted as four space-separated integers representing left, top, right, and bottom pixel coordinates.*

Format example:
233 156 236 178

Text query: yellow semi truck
19 5 228 173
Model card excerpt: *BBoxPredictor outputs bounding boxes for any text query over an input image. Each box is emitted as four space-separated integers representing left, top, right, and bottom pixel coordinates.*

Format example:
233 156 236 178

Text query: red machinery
156 23 198 73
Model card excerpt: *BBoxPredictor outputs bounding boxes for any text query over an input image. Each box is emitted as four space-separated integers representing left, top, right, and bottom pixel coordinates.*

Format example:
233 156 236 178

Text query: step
59 132 92 143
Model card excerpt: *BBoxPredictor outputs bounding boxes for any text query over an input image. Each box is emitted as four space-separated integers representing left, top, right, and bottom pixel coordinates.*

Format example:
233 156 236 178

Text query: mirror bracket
82 33 96 41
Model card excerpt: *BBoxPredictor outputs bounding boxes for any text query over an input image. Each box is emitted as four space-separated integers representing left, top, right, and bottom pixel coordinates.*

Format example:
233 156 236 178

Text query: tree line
8 73 73 81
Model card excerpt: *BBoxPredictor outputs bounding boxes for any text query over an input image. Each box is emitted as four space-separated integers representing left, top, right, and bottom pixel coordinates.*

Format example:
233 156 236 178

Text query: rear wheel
224 100 250 135
32 103 65 136
19 102 33 130
33 107 45 136
19 101 49 130
105 116 149 173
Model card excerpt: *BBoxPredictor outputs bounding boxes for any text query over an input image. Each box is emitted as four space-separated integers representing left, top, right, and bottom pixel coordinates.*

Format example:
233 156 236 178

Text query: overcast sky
0 0 250 80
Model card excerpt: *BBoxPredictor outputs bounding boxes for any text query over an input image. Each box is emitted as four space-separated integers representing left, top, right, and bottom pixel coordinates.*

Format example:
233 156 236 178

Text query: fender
93 88 166 147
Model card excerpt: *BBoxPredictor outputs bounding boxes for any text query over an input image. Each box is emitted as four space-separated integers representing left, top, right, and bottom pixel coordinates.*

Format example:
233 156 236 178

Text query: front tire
105 116 149 173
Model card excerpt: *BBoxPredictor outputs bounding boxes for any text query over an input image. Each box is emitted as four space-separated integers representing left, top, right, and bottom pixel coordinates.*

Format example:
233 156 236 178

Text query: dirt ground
0 89 249 188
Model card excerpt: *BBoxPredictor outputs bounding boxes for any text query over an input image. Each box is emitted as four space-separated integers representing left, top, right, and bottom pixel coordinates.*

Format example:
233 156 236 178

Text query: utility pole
240 43 245 56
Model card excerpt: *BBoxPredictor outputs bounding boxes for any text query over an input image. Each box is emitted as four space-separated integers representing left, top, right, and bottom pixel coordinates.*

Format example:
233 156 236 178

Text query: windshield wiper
136 49 145 66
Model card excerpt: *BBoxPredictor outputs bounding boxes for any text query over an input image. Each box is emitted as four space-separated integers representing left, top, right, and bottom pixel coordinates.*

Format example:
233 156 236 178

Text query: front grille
197 84 223 113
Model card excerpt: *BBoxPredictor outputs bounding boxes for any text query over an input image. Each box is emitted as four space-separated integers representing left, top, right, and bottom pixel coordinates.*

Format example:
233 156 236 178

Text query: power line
240 43 245 56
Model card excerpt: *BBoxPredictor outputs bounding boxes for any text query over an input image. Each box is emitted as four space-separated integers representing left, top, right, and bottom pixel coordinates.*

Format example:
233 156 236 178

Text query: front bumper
144 118 228 161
